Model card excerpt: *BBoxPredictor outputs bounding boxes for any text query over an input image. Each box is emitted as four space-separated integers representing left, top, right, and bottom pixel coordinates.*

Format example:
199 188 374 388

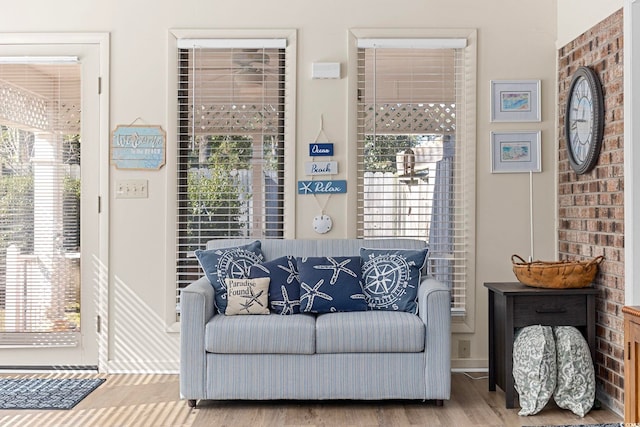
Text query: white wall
626 0 640 305
557 0 623 47
0 0 559 372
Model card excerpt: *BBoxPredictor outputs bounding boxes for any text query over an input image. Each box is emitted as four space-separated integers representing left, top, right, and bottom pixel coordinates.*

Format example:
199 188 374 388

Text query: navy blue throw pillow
360 247 428 314
249 256 301 315
297 256 367 314
195 240 264 314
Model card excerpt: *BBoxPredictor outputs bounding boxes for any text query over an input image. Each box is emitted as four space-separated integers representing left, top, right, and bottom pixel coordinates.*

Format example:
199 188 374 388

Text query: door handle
535 307 567 314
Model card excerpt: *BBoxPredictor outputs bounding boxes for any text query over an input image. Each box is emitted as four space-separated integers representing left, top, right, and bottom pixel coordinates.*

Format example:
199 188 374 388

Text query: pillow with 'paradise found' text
224 277 270 316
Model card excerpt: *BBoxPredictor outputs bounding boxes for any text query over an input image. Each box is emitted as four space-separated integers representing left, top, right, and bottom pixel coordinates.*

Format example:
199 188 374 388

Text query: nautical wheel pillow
195 240 264 314
359 248 429 314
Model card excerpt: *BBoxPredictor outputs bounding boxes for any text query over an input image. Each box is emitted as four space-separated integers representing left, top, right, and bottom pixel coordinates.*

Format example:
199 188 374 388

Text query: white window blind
0 60 82 346
176 39 287 314
356 40 469 313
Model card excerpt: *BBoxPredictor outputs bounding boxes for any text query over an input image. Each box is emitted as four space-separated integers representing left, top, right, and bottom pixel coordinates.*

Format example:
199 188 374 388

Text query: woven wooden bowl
511 254 604 289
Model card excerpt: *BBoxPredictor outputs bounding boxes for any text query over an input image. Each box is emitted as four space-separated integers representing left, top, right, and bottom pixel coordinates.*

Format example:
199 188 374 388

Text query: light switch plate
115 179 148 199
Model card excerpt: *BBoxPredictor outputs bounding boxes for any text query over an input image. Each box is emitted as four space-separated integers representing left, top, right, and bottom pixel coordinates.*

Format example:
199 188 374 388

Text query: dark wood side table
485 282 598 408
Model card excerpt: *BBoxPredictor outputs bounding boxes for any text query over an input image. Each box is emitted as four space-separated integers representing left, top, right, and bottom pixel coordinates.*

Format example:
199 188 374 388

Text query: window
355 37 475 315
175 37 292 315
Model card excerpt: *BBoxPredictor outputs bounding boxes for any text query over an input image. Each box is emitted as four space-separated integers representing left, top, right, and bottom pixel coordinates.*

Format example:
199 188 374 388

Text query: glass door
0 40 103 368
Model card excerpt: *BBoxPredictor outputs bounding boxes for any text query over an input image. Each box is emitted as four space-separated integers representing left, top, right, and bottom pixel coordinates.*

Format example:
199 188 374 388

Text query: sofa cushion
195 240 264 314
360 248 428 314
249 256 301 315
298 256 368 313
224 277 270 316
205 313 316 354
315 311 425 353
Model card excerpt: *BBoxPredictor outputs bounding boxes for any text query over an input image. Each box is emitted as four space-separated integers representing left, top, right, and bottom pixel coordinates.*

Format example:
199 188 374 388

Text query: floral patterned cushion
513 325 557 416
553 326 595 417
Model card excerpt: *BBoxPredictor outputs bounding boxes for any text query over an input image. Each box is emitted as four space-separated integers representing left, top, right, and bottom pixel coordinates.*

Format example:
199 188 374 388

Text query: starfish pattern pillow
297 256 367 314
249 256 301 315
359 248 428 314
224 277 270 315
195 240 264 314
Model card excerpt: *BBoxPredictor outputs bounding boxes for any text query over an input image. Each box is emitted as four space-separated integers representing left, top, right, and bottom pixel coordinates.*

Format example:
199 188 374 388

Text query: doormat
0 377 105 409
524 424 627 427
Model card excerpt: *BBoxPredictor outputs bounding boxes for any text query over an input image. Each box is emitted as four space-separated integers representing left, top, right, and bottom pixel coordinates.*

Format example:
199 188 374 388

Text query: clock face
568 76 593 163
564 66 604 175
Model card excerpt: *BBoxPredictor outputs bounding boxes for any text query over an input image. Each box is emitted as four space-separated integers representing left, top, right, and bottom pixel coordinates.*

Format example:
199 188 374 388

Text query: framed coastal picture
490 80 541 122
491 131 541 173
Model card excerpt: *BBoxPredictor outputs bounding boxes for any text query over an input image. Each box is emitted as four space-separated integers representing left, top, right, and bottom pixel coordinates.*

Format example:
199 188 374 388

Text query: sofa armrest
181 276 216 323
179 276 216 400
417 276 451 399
417 277 450 323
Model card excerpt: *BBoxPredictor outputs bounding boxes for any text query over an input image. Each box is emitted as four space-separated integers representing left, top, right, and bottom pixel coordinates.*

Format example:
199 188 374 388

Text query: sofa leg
435 399 444 407
187 399 197 408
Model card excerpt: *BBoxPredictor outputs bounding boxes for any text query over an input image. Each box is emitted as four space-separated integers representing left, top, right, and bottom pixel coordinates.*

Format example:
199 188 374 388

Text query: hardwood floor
0 372 623 427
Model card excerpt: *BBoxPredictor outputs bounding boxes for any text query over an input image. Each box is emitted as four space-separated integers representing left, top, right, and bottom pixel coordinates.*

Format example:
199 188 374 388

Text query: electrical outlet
458 340 471 358
115 179 148 199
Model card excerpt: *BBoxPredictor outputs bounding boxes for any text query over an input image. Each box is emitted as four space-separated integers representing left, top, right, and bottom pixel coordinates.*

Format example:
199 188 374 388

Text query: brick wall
557 8 624 413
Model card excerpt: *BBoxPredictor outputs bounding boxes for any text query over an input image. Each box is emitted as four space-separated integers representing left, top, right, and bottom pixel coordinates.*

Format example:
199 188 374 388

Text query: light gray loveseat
179 238 451 407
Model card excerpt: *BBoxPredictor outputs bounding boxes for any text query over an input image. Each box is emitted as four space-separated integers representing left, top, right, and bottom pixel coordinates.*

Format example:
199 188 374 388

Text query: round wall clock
564 66 605 175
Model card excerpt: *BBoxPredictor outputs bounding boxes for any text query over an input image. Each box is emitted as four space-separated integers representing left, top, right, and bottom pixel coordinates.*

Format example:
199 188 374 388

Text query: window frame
166 29 297 328
348 28 477 333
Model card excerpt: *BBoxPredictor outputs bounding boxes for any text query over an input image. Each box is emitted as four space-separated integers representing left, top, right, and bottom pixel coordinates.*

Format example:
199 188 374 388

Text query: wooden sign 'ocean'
309 143 334 157
111 125 166 170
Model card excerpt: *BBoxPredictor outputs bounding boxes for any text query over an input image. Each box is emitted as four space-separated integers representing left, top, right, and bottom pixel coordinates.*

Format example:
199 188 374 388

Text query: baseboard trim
0 365 99 374
451 367 488 373
451 358 487 370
